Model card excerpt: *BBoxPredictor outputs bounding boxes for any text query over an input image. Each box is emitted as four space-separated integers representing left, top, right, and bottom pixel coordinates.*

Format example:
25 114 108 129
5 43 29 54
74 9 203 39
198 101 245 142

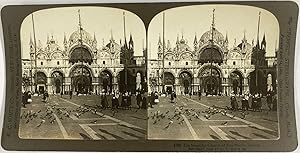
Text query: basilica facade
22 26 146 95
148 25 277 95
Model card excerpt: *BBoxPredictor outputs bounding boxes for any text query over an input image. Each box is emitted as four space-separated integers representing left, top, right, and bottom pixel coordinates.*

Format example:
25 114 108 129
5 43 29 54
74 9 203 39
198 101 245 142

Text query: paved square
19 95 147 140
148 95 279 140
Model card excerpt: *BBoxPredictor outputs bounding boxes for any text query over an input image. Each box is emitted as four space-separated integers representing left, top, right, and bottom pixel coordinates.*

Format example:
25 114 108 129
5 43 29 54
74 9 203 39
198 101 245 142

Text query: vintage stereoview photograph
147 5 279 140
20 7 147 140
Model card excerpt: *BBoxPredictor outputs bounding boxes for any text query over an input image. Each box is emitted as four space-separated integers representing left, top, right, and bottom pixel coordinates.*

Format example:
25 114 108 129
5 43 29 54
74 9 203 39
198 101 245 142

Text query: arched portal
198 46 223 64
179 71 192 95
51 71 64 94
70 65 92 94
69 46 93 64
249 70 267 95
230 71 243 95
163 72 175 94
199 66 222 95
99 70 112 93
34 71 47 94
117 70 135 93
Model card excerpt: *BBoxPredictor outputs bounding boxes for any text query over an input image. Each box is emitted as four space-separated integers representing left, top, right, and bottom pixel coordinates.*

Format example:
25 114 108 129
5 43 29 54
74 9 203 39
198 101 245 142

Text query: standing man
69 90 73 99
198 91 201 100
136 92 142 109
267 90 273 111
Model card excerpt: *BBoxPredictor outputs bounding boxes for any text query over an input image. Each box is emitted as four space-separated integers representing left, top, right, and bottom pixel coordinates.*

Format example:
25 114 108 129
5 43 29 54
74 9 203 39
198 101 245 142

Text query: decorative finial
78 9 82 28
243 30 246 41
110 29 113 41
212 8 216 29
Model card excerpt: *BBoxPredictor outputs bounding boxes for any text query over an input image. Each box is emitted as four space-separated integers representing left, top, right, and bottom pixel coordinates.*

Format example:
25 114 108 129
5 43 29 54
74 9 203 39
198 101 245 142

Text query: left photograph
20 7 147 140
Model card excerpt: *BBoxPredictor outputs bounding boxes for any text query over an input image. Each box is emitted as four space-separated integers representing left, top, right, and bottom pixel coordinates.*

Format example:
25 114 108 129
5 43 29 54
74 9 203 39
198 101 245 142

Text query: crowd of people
98 91 148 110
230 90 277 112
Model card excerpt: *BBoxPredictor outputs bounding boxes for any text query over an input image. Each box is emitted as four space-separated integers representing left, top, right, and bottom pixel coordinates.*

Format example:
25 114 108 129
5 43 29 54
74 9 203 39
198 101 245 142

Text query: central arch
230 70 243 95
34 71 47 94
198 45 223 64
163 72 175 94
179 71 192 95
99 70 113 93
70 65 93 94
69 45 93 64
51 71 64 94
198 65 222 95
117 70 135 93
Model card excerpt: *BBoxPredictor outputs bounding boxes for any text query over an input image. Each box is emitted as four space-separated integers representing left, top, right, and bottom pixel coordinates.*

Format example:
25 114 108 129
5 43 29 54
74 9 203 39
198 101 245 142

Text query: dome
238 41 252 54
199 28 225 45
45 40 62 53
174 37 192 53
69 29 93 45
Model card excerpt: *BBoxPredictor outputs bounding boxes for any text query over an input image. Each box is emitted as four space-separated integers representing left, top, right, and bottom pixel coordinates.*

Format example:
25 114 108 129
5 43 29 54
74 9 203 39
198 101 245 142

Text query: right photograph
147 5 279 140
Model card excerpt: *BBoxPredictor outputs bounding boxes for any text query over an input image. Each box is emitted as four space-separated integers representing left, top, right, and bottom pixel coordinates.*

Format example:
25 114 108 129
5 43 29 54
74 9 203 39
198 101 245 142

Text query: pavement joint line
83 123 119 126
69 115 111 121
209 126 230 140
59 98 145 131
52 112 70 139
79 124 102 140
180 114 199 140
216 125 249 128
183 96 275 132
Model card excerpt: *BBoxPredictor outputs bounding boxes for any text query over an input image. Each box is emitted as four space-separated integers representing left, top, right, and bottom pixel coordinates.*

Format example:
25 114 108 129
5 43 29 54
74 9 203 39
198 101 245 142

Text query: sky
21 6 146 59
148 5 280 59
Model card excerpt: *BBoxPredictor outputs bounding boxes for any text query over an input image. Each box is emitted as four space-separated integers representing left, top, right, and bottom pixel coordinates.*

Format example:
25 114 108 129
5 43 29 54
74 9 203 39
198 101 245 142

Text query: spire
262 33 266 42
158 33 162 45
78 9 82 30
63 33 67 44
38 40 42 49
212 8 216 30
47 34 50 44
225 32 228 43
93 32 97 42
129 33 133 43
176 34 179 44
123 11 127 45
194 33 198 45
256 11 261 48
29 34 33 45
261 33 266 50
110 29 114 41
234 38 237 47
243 30 246 42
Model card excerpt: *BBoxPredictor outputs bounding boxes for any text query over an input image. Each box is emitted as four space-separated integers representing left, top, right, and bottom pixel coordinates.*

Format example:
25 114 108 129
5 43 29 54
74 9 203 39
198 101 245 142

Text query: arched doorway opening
34 71 47 94
198 46 223 64
117 70 135 93
70 65 92 94
249 70 267 95
69 46 93 65
51 71 64 94
199 66 222 95
179 71 192 95
230 71 243 95
163 72 175 94
99 70 112 93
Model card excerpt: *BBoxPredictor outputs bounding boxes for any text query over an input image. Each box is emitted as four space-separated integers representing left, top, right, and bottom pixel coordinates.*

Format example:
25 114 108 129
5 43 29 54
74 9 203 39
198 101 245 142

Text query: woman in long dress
154 92 159 104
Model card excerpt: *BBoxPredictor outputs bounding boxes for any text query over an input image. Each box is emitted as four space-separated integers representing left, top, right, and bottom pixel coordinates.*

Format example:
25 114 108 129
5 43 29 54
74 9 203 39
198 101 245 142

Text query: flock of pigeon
149 104 250 129
20 101 146 128
20 103 109 128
